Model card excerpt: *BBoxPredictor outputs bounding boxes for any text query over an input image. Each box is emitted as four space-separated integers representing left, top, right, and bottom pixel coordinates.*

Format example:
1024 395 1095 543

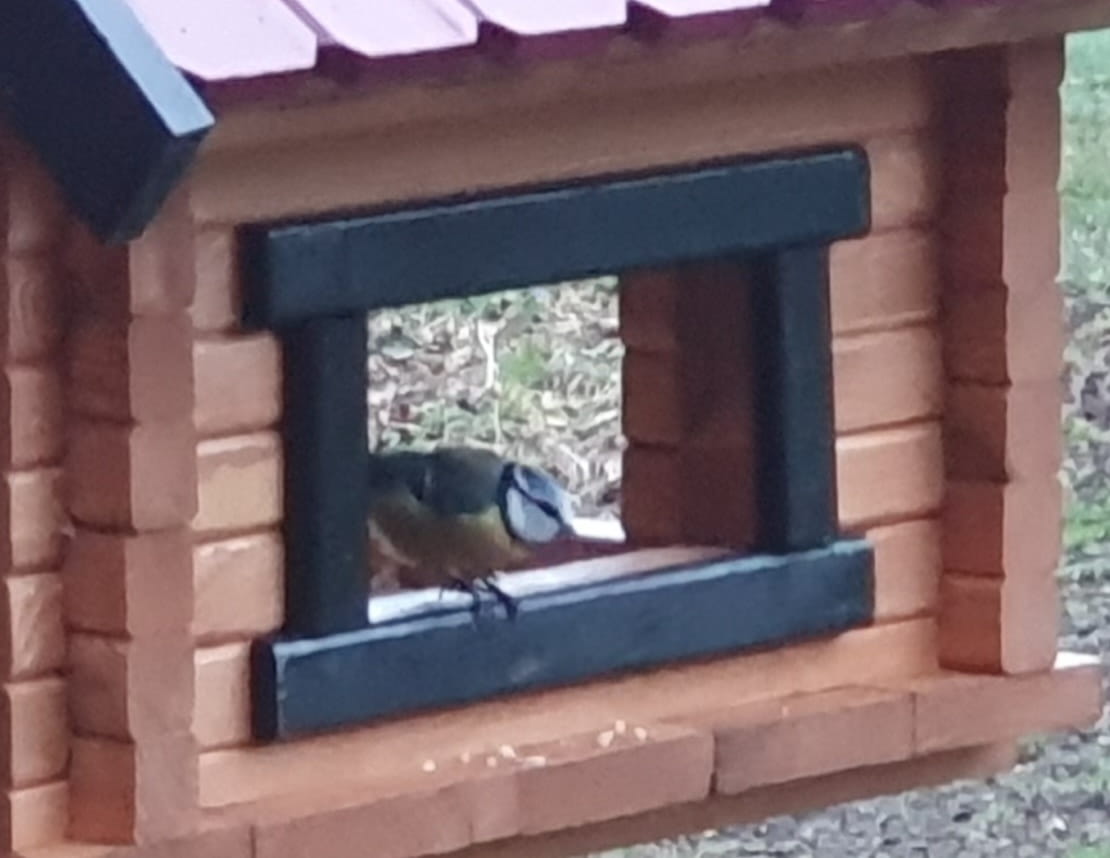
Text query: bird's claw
444 576 518 622
478 577 518 621
445 577 483 620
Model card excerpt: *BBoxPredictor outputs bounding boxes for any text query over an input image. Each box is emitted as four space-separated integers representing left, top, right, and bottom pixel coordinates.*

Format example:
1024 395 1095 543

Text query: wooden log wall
933 41 1066 675
61 189 200 844
0 36 1065 841
621 135 944 623
182 54 953 809
0 135 69 854
191 252 283 753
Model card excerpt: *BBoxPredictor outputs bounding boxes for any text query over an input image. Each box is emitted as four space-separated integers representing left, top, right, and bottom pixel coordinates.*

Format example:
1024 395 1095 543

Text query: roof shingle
121 0 949 82
124 0 318 79
289 0 479 57
460 0 629 35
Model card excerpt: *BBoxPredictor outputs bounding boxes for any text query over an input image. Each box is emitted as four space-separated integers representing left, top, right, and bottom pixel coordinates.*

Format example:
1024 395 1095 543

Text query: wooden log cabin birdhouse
0 0 1104 855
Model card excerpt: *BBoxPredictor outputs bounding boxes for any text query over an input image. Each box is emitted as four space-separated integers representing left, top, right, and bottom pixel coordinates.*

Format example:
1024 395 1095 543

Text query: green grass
1063 29 1110 294
1068 848 1110 858
1060 29 1110 563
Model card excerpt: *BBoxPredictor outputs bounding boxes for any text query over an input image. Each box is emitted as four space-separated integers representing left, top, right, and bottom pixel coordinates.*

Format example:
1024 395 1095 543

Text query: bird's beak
565 517 626 543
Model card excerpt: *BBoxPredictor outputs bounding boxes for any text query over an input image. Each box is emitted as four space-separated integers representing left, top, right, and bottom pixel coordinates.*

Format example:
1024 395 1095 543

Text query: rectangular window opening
243 146 877 741
364 276 633 627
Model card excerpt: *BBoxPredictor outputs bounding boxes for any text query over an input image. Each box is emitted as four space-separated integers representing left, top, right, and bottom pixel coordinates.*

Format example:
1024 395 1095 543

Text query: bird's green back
367 447 506 517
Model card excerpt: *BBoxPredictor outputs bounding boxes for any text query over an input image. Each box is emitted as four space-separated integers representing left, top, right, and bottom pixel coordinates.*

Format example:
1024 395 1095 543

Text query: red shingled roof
121 0 996 84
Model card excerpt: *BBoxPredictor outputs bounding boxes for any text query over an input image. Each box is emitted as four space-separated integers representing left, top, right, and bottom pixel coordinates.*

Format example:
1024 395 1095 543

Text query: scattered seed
499 744 518 759
460 751 472 764
634 727 649 742
597 730 615 748
422 759 437 773
522 755 548 768
614 719 628 735
486 756 499 768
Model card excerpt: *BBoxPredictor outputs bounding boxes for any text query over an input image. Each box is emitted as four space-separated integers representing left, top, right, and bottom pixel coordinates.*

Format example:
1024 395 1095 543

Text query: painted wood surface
751 247 838 551
120 0 1025 82
242 148 869 326
246 146 871 737
126 0 318 78
281 317 369 637
463 0 628 34
288 0 478 56
253 540 874 739
0 0 213 242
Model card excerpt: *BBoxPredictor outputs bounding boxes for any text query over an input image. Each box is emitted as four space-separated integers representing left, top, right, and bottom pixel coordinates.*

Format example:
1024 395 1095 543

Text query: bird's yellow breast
368 489 528 587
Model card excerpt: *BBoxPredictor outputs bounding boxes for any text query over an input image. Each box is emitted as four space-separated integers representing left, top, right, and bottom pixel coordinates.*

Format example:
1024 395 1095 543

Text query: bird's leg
478 577 518 621
447 576 483 619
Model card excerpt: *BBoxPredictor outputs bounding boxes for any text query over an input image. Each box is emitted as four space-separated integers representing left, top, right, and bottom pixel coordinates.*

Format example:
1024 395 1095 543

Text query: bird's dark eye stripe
528 495 561 520
508 468 566 522
513 481 558 517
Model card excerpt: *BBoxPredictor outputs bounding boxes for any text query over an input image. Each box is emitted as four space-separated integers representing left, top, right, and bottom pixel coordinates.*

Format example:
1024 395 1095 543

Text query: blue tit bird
366 446 577 618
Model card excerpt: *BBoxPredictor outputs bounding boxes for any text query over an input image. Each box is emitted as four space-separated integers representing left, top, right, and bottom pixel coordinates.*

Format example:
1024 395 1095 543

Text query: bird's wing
367 451 430 506
423 447 505 517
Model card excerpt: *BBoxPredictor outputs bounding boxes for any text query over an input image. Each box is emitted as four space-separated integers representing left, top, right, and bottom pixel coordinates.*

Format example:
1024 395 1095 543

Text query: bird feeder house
0 0 1104 856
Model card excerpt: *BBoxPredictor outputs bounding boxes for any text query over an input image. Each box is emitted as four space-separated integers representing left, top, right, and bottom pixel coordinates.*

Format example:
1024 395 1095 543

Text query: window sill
253 539 875 739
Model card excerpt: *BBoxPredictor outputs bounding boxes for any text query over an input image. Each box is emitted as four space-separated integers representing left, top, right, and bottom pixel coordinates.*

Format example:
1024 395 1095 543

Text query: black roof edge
0 0 214 244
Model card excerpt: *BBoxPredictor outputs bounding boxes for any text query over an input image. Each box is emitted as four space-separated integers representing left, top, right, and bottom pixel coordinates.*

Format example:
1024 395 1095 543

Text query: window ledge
254 539 875 739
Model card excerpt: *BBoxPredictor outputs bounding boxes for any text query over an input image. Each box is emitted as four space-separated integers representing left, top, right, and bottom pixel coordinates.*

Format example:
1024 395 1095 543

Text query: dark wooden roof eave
0 0 214 244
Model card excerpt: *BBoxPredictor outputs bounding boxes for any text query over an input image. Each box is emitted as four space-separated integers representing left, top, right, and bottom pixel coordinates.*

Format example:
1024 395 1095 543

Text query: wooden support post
61 197 200 845
0 137 67 855
281 316 369 638
934 39 1065 675
750 247 838 552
